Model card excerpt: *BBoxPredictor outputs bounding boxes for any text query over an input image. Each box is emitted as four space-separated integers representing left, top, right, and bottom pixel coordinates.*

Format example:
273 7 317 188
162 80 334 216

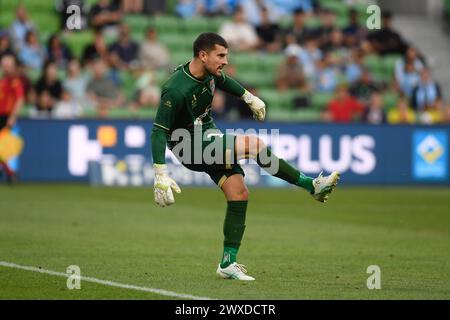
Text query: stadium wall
15 119 449 186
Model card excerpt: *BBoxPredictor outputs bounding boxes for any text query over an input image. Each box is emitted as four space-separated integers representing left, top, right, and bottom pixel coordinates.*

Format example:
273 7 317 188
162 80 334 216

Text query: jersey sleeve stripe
153 123 170 131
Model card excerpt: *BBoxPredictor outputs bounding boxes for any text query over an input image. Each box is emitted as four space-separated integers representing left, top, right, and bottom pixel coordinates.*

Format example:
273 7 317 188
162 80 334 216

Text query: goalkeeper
151 33 339 281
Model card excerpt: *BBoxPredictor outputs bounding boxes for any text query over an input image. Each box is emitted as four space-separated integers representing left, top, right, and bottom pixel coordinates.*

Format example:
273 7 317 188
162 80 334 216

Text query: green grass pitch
1 184 449 299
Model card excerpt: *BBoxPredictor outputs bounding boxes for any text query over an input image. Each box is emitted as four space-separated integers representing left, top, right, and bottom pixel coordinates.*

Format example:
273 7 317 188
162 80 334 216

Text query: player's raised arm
151 89 183 207
215 72 266 121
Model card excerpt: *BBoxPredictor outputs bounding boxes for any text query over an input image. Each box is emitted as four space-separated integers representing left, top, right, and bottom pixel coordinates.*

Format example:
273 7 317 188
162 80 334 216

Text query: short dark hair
193 32 228 57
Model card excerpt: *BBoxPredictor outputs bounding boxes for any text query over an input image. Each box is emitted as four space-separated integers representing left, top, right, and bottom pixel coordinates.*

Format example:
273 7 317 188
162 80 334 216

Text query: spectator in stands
365 10 407 56
143 0 168 15
394 46 424 87
47 33 73 70
297 34 322 80
9 4 37 52
89 0 122 36
139 27 170 71
269 0 316 21
63 59 90 107
81 30 109 66
109 24 140 71
315 8 337 50
342 8 366 48
201 0 236 16
121 0 144 14
219 6 259 52
349 67 379 105
19 31 46 71
0 32 15 60
16 61 33 105
345 48 364 84
256 7 282 53
53 91 84 119
322 28 345 53
294 0 316 14
324 83 363 123
395 60 421 98
283 8 312 46
387 95 416 124
34 61 63 114
55 0 89 31
86 58 124 117
131 70 161 109
176 0 203 19
411 68 442 113
322 28 348 67
417 103 443 125
314 52 338 93
221 64 253 119
276 44 308 92
361 91 387 124
211 90 227 119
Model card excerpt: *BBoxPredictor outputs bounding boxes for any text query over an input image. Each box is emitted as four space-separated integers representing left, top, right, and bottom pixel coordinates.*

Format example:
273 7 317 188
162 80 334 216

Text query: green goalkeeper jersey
151 61 246 164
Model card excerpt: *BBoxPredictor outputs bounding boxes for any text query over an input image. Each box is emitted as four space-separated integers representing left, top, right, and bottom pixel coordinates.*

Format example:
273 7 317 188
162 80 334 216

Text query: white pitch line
0 261 213 300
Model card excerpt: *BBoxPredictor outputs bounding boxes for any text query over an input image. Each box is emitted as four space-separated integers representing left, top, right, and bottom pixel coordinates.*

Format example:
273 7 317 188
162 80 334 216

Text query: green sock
220 201 247 268
257 147 314 193
298 172 315 193
221 247 238 268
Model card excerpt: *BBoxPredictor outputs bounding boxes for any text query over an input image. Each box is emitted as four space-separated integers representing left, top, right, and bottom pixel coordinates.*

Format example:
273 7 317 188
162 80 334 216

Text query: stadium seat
120 72 137 100
320 0 349 19
259 89 296 111
209 16 229 32
311 92 334 110
267 108 322 122
154 15 181 33
179 18 209 34
293 109 323 122
383 91 400 110
383 54 403 75
108 108 134 119
305 16 322 29
159 33 195 52
363 54 384 74
155 70 170 86
62 31 94 59
135 107 158 119
123 15 150 31
231 53 260 72
238 70 275 88
258 54 284 72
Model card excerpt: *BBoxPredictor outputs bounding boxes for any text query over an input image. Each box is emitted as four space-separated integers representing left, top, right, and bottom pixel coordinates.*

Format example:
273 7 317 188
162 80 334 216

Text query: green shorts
170 131 244 187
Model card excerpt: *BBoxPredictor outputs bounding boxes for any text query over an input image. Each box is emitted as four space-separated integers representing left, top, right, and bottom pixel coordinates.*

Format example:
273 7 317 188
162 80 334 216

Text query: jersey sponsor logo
201 87 208 94
164 100 172 108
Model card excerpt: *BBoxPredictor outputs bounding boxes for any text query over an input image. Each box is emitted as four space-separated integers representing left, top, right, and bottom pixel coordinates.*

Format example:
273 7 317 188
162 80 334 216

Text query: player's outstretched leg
235 135 340 203
217 174 255 281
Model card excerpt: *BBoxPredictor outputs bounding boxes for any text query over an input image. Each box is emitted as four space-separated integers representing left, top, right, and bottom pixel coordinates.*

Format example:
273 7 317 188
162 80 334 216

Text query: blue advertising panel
15 119 450 186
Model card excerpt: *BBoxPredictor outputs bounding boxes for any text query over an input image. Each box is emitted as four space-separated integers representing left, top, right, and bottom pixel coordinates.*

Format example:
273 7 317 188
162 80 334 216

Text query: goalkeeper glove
241 89 266 121
153 164 181 207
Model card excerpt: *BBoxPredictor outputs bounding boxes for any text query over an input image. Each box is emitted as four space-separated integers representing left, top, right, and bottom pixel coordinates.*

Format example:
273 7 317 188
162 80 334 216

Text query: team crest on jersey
164 100 172 108
191 94 197 108
209 79 215 94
